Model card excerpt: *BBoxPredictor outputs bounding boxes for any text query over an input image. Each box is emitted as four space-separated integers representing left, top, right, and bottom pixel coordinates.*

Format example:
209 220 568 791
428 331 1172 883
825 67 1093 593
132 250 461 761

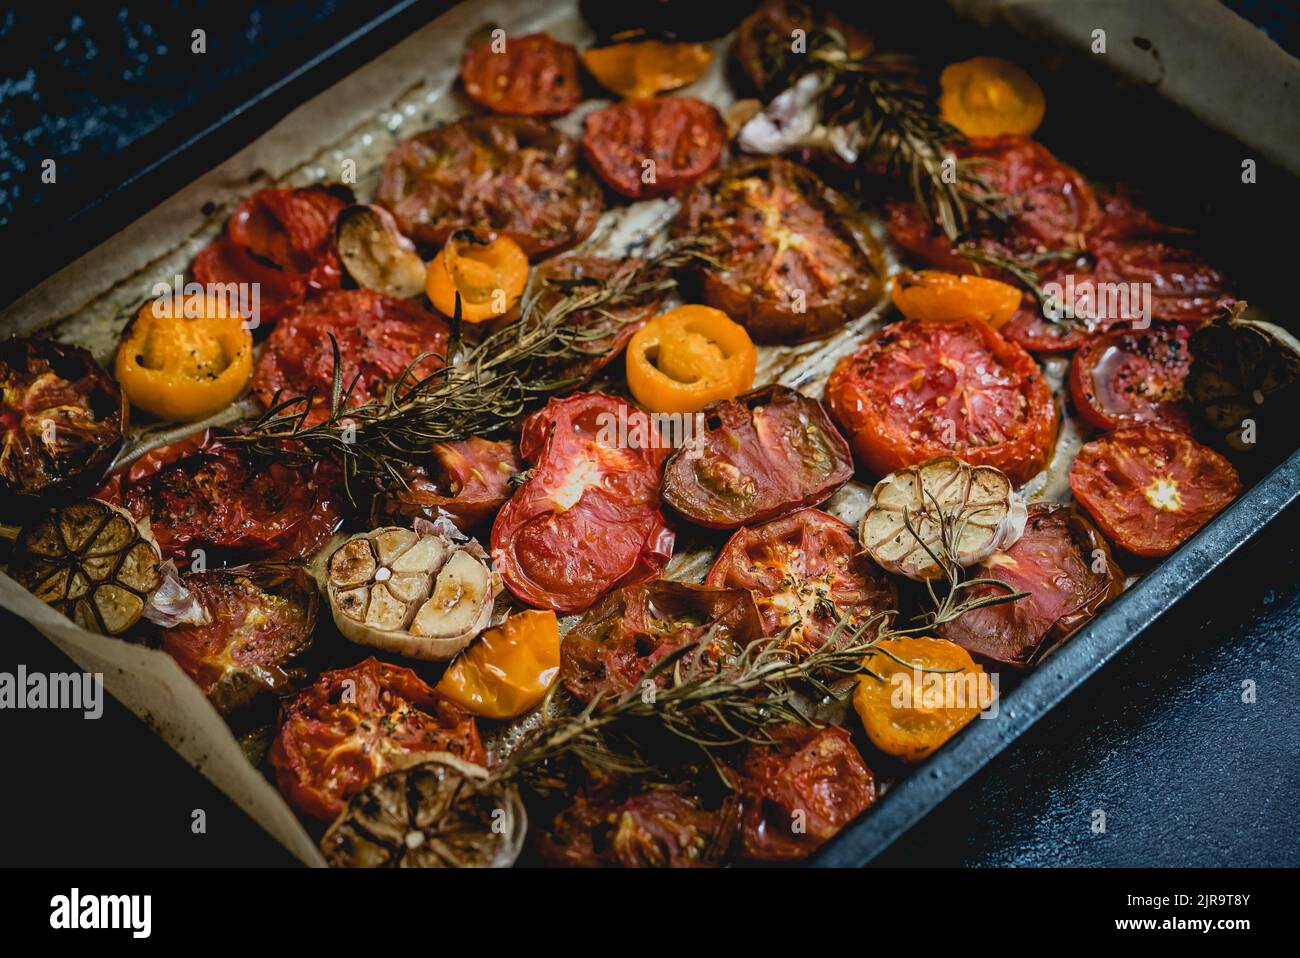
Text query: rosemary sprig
233 238 710 498
957 243 1085 323
494 497 1025 787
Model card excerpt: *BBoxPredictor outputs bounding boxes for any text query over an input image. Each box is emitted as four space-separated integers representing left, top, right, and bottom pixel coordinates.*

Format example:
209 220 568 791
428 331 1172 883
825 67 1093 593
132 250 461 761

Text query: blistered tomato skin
1069 322 1193 433
269 657 485 823
704 508 897 657
491 393 675 614
582 96 726 200
937 503 1123 667
460 32 582 117
377 116 603 256
251 289 449 426
662 385 854 529
1069 426 1242 558
826 318 1058 485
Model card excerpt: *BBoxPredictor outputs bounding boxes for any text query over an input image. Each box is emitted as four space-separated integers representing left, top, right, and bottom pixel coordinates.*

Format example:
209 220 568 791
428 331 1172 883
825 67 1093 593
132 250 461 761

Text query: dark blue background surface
0 1 1296 866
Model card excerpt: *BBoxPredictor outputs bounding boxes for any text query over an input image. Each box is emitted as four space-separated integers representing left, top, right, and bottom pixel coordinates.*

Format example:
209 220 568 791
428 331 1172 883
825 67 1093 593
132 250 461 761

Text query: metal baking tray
3 0 1297 867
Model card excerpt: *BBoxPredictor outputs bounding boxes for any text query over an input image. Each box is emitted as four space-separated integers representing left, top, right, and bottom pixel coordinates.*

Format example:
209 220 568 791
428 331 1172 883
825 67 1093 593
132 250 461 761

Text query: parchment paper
1 0 1292 866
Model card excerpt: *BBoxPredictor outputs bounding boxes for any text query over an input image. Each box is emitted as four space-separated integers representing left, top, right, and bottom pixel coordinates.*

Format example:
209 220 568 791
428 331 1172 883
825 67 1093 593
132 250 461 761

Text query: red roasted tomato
460 32 582 117
377 116 603 256
159 565 318 713
269 657 485 823
251 289 449 424
560 581 764 705
102 430 343 566
582 96 725 199
937 503 1123 667
537 785 739 868
704 508 896 657
193 185 350 327
0 337 126 514
888 136 1099 273
673 157 882 342
735 724 876 861
491 393 675 613
1069 322 1192 432
826 317 1058 485
663 385 854 529
373 436 521 530
1069 426 1242 558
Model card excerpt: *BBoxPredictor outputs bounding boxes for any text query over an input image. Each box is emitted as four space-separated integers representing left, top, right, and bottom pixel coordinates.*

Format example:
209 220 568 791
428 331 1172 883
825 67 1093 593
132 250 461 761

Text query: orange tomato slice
625 305 757 414
581 41 713 100
891 269 1022 329
436 610 560 719
853 636 993 762
425 232 529 323
939 57 1045 138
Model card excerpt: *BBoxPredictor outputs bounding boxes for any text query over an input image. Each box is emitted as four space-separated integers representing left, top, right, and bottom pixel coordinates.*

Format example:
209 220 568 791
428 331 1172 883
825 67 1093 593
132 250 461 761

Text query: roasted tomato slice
582 96 725 199
734 724 876 861
159 565 318 714
733 1 873 98
1069 426 1242 558
268 657 485 823
560 580 764 705
106 432 343 566
537 786 739 868
377 116 603 256
251 289 448 424
530 254 668 387
0 338 126 512
372 437 521 530
826 317 1057 485
663 385 853 529
492 393 675 613
674 157 883 343
888 136 1099 273
1069 322 1192 432
703 508 896 657
937 504 1123 667
460 32 582 117
193 185 350 327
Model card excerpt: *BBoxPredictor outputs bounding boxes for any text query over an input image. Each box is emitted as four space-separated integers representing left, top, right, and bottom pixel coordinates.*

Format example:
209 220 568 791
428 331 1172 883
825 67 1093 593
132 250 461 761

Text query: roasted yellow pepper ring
853 636 993 763
436 609 560 720
425 232 529 324
625 305 757 414
581 41 713 100
939 56 1046 138
891 269 1022 329
115 293 253 422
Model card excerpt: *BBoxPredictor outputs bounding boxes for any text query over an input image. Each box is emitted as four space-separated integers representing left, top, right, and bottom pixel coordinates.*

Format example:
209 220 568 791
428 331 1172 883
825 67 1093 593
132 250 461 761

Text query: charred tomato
1069 322 1192 432
826 317 1058 485
663 385 853 529
491 393 675 613
703 508 896 657
269 657 484 823
937 503 1123 667
582 96 725 199
159 565 318 713
104 431 343 566
735 724 876 861
460 32 582 117
193 185 350 327
0 338 126 514
560 580 764 705
377 116 603 256
733 1 873 99
674 157 883 343
250 289 449 425
372 437 521 530
1069 426 1242 558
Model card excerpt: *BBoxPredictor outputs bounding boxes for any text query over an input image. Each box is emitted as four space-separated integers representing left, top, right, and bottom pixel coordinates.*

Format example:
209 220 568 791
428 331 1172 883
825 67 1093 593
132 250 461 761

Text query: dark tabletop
1 1 1297 867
